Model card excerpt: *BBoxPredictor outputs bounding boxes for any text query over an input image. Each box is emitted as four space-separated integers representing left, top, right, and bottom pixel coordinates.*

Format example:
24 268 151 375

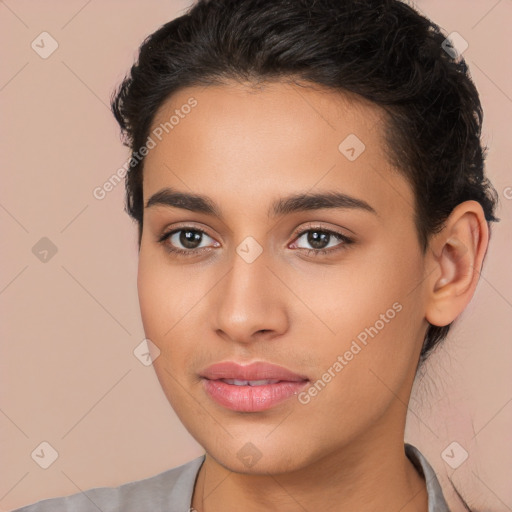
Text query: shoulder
12 455 205 512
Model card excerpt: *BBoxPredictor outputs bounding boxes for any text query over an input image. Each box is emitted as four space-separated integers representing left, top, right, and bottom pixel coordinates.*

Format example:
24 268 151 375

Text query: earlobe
425 201 489 327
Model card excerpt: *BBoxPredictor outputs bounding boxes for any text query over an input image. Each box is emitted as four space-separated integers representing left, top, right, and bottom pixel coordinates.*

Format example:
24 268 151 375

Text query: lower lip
202 379 309 412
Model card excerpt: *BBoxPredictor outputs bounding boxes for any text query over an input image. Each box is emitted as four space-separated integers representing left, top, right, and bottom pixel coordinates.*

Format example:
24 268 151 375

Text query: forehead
143 80 414 222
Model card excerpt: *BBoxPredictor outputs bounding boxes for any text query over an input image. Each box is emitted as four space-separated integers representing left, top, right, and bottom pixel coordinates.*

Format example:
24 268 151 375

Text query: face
138 80 430 474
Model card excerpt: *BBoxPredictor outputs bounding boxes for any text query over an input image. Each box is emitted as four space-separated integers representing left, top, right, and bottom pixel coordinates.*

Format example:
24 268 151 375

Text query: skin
137 80 489 511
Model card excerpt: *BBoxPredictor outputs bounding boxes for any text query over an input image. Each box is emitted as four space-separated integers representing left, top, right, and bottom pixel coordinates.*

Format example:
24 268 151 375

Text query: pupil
308 231 329 249
180 230 202 249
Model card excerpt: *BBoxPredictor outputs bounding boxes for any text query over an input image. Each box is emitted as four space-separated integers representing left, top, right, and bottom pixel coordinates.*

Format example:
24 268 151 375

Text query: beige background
1 1 511 510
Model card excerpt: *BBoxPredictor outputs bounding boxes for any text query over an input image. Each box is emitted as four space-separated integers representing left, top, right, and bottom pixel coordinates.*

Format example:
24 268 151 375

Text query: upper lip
199 361 309 382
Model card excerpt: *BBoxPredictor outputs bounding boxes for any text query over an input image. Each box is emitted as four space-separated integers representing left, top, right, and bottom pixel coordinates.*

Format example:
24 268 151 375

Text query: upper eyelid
293 223 350 238
161 224 215 240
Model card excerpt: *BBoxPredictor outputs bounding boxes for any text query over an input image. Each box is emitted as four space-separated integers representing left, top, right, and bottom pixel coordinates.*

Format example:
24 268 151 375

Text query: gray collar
405 443 451 511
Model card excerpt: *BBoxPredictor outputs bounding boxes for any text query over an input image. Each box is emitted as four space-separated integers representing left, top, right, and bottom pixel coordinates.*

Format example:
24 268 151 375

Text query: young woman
15 0 499 510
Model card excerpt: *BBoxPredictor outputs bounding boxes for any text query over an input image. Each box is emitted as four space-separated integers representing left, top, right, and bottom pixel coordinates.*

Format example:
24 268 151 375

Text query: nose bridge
213 238 287 341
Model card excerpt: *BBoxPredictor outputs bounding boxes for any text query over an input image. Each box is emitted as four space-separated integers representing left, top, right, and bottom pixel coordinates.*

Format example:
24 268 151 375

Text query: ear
424 200 490 328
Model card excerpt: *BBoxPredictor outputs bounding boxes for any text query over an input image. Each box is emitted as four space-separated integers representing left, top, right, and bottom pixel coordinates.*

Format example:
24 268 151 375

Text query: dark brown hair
111 0 499 362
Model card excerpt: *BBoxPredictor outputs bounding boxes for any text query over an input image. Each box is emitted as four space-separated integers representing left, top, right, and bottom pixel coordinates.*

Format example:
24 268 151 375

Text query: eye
291 225 354 256
158 227 219 257
158 224 354 259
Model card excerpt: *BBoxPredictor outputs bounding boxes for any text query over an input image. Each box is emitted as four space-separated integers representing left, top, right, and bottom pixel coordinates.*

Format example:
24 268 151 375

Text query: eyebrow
145 187 377 218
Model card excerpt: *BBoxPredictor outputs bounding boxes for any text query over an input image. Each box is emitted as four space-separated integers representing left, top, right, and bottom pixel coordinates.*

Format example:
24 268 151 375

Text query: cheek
137 256 167 341
136 249 211 366
137 253 197 409
137 245 184 325
305 244 425 400
295 300 423 444
136 251 188 353
310 244 422 343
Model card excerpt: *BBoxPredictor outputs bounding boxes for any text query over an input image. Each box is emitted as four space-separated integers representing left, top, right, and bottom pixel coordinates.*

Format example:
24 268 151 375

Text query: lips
199 361 309 412
200 361 308 382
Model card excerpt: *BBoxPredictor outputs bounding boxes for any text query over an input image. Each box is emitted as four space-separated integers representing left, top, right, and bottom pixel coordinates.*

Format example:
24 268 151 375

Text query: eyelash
157 224 354 258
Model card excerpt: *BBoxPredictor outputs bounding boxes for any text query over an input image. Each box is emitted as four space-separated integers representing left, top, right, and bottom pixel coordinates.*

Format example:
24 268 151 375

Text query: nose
213 246 289 345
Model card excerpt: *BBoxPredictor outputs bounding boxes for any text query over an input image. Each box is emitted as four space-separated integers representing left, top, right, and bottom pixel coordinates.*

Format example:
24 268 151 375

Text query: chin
200 434 315 476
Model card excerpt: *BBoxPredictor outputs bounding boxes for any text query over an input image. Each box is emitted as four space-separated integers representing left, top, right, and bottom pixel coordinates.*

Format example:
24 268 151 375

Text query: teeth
221 379 280 386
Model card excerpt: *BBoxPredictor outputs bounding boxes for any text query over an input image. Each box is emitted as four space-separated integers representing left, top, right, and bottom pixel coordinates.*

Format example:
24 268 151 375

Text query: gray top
13 443 450 511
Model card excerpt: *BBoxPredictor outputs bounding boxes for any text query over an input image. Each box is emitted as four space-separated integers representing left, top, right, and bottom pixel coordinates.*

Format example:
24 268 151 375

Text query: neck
191 407 428 512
